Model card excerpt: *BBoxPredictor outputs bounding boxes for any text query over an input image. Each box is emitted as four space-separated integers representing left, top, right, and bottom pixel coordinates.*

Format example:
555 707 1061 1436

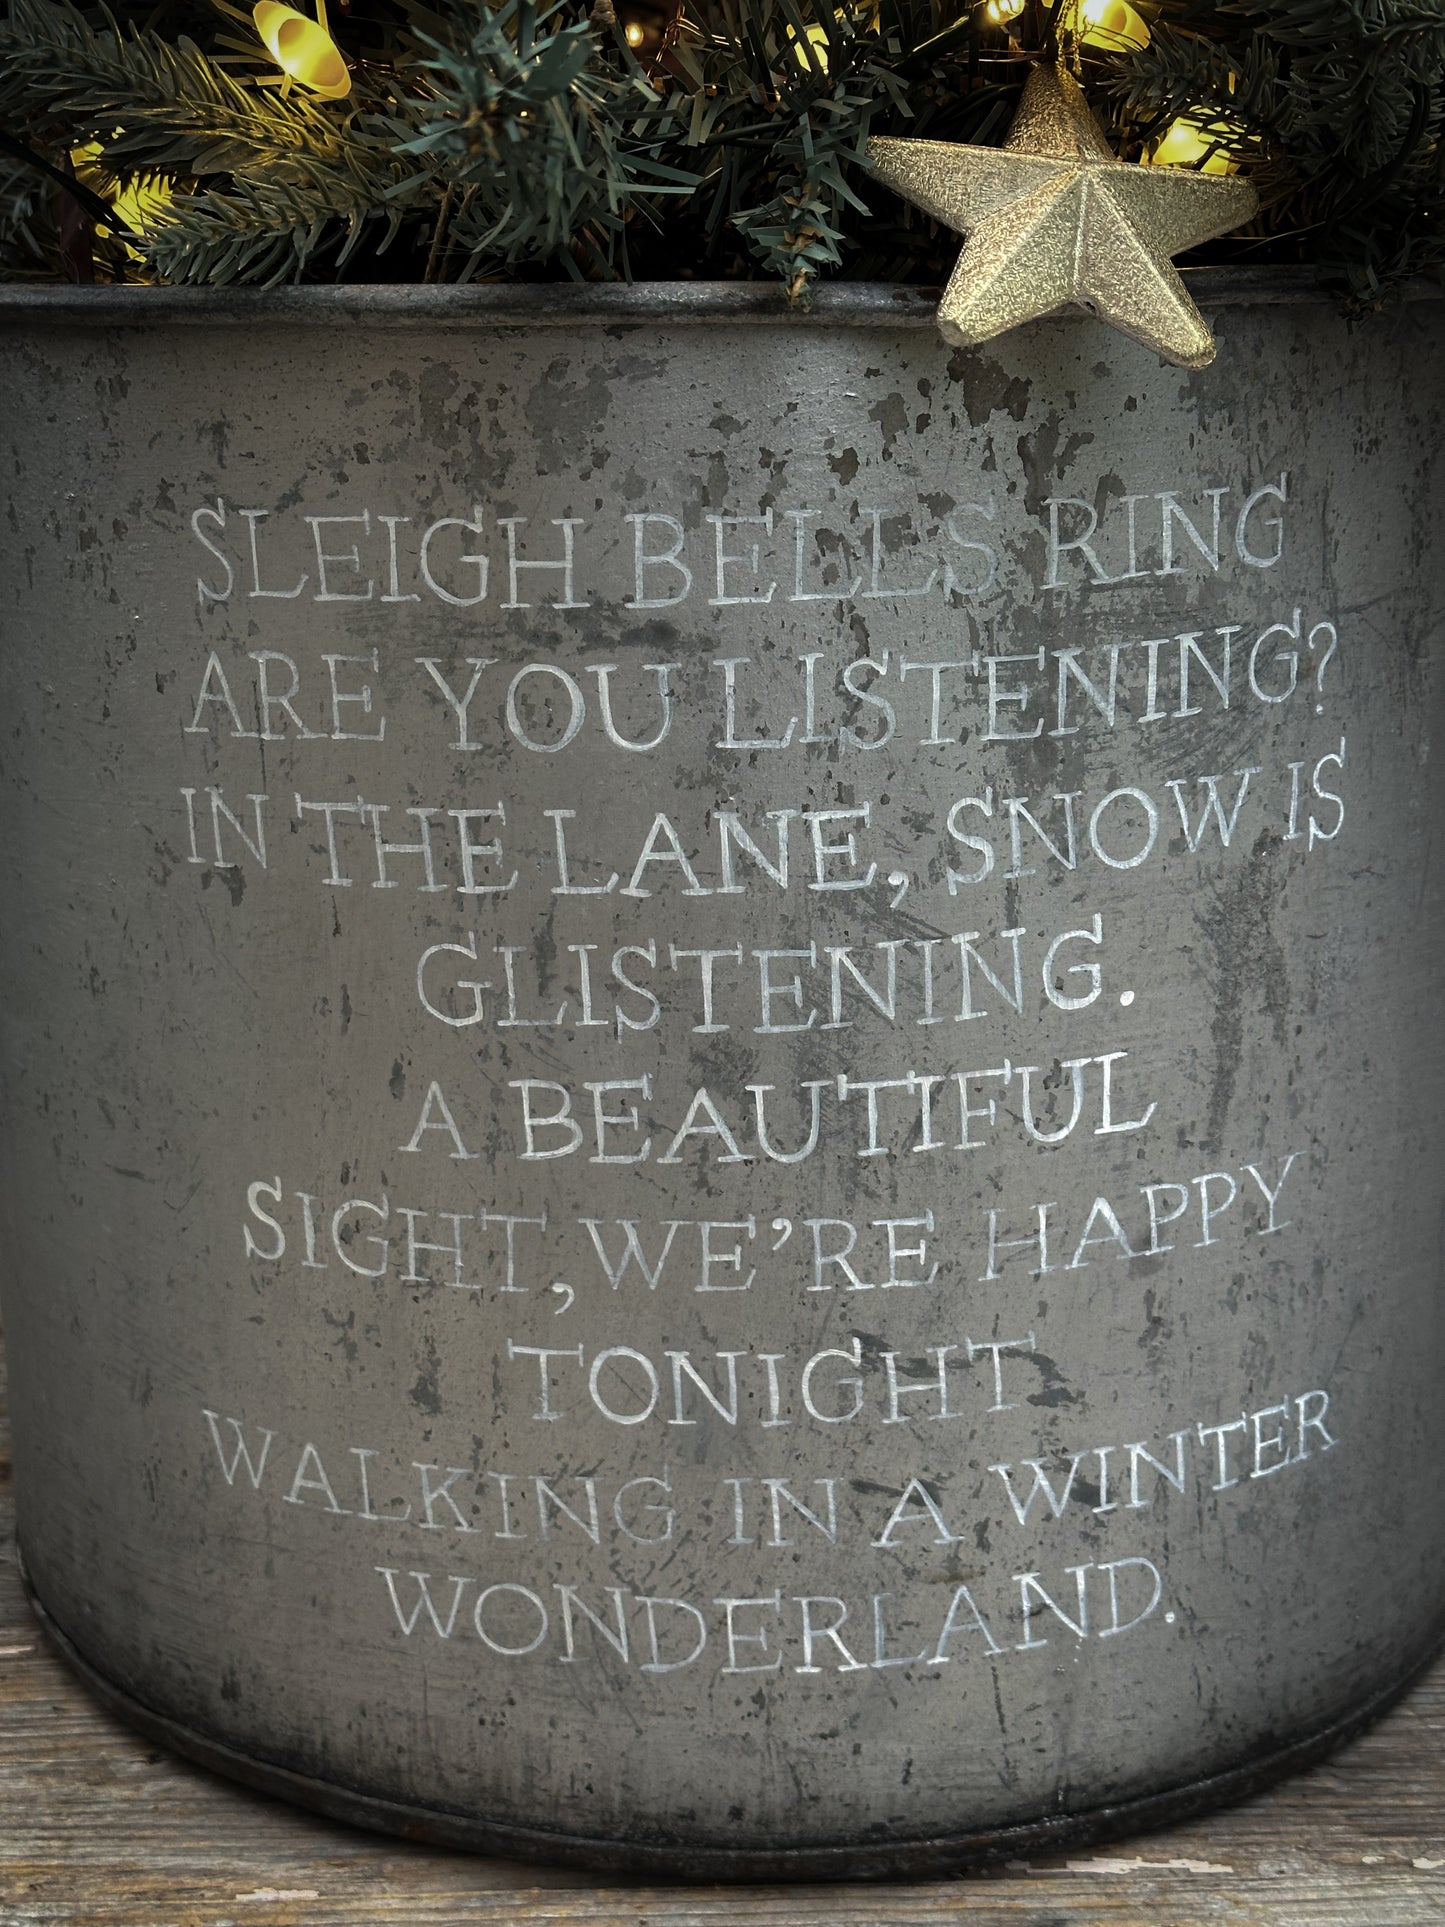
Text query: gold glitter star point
868 64 1258 368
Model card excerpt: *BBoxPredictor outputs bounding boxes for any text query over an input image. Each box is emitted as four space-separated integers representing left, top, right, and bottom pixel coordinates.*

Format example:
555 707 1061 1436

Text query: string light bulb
1076 0 1149 51
984 0 1025 23
1149 114 1240 174
613 0 679 56
252 0 351 98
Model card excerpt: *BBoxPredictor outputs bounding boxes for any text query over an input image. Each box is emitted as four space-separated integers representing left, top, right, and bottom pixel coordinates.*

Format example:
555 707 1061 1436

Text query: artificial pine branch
1109 0 1445 291
0 0 1442 293
0 146 52 272
0 0 364 176
143 171 413 280
400 0 693 276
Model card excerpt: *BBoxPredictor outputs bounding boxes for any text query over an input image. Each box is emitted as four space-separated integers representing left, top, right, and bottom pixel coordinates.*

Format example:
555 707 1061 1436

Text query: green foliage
398 0 693 277
0 0 1441 294
0 146 49 273
1108 0 1445 293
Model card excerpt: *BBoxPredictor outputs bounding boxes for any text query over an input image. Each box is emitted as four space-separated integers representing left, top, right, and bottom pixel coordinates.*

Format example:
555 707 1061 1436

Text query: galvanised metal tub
0 275 1442 1877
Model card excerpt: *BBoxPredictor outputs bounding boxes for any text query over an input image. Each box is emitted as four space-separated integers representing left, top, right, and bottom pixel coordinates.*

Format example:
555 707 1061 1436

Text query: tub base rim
21 1552 1445 1882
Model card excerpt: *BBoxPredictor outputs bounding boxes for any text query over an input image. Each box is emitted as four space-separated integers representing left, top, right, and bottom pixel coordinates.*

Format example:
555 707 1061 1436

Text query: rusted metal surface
0 280 1441 1874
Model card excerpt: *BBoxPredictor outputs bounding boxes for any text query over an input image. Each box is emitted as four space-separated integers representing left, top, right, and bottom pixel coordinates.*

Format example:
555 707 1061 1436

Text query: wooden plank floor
1 1330 1441 1927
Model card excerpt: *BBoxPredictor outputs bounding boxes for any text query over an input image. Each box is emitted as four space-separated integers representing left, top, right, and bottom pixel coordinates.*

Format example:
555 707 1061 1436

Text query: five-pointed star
868 64 1258 368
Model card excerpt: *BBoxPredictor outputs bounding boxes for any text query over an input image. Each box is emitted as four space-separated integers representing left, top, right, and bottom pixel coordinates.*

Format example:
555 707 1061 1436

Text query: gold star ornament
868 64 1258 368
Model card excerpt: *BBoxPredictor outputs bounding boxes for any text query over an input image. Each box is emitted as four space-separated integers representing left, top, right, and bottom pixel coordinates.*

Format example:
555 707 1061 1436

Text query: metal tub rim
0 266 1441 330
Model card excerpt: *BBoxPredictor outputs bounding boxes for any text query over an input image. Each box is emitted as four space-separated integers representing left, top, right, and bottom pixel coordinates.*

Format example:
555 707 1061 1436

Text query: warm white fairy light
252 0 351 97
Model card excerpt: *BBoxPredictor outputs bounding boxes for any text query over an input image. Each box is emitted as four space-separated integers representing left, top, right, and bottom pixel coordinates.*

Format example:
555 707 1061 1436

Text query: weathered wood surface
0 1332 1441 1927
